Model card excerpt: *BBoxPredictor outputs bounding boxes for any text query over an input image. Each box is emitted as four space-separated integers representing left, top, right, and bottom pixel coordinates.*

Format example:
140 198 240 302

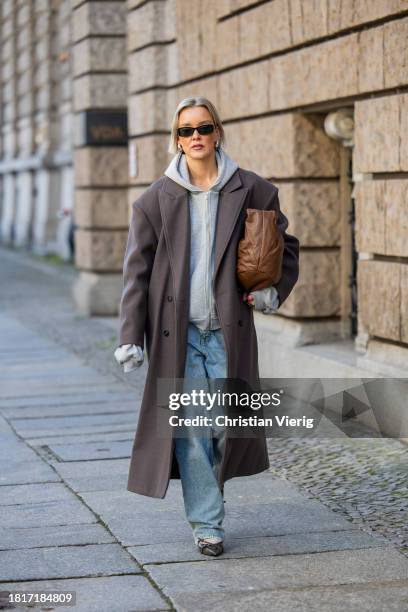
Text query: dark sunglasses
177 124 215 138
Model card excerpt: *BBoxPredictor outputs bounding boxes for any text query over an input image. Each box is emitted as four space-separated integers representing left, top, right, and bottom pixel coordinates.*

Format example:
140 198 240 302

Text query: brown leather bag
237 208 284 292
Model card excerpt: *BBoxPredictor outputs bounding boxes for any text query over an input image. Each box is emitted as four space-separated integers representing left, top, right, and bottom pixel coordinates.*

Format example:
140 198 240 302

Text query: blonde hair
168 96 226 155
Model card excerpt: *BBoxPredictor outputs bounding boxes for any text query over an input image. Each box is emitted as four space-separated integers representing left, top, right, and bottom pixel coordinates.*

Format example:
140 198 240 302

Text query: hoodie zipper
205 191 211 329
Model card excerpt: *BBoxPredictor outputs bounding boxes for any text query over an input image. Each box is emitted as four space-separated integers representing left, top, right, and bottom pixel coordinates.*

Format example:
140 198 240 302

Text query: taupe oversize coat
118 167 299 498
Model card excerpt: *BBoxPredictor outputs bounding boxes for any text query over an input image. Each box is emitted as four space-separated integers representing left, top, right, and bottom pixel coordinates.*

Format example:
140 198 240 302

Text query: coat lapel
159 180 190 302
213 170 248 284
159 169 248 300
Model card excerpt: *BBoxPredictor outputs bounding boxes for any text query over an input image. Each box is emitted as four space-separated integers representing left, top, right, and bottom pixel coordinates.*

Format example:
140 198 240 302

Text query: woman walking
115 97 299 556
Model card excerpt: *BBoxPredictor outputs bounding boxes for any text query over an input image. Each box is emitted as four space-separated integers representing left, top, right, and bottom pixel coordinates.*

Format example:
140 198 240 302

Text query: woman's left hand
242 292 255 307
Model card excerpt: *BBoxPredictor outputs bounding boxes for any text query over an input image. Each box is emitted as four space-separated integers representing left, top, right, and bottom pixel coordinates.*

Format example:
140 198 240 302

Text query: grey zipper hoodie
164 147 239 331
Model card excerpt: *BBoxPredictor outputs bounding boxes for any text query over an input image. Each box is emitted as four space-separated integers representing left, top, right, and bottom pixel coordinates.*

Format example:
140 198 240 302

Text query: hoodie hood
164 146 239 193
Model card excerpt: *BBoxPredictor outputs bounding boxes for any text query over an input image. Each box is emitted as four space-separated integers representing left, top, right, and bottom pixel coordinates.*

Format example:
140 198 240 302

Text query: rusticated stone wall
71 0 129 315
354 95 408 356
127 0 176 209
126 0 408 367
0 0 74 257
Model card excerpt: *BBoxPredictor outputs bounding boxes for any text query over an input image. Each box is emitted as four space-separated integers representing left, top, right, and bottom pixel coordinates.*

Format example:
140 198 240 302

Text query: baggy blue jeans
174 322 227 543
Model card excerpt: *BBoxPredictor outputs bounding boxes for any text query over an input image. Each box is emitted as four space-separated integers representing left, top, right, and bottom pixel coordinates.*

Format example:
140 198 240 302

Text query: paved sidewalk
1 248 408 611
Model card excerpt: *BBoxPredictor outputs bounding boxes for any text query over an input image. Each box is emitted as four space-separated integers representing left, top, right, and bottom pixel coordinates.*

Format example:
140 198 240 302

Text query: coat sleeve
118 202 157 349
264 186 299 307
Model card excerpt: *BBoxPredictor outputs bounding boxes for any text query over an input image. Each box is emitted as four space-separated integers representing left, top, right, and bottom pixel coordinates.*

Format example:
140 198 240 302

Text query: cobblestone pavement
267 438 408 557
1 245 408 611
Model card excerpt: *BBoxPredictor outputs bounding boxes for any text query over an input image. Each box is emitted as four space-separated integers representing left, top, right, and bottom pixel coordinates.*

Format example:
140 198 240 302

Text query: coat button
163 329 170 336
167 295 173 302
238 319 243 326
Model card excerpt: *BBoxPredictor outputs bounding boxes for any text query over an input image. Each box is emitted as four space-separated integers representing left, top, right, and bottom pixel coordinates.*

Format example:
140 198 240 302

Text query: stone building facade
1 0 407 379
0 0 73 257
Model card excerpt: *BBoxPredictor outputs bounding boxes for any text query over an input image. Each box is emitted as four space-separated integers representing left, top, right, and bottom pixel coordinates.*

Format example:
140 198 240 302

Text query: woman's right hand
114 344 144 372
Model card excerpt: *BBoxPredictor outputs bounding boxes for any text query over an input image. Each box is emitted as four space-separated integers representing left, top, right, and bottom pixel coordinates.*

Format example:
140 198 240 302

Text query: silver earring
178 144 183 153
215 140 220 149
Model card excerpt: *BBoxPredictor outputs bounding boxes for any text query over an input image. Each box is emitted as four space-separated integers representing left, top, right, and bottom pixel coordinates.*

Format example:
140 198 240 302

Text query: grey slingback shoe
197 537 224 557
